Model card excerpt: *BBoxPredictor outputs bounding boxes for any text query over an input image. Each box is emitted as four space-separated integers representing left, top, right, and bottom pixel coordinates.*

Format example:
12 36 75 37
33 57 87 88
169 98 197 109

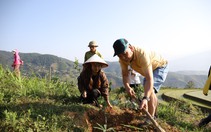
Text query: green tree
185 81 195 88
74 57 81 73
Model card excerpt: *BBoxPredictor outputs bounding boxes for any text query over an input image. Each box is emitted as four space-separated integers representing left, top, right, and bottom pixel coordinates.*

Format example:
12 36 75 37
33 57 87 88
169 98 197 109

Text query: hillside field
0 66 211 131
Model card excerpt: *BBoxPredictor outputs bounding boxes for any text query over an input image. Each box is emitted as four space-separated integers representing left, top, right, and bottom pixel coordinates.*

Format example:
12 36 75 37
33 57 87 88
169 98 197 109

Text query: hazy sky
1 0 211 70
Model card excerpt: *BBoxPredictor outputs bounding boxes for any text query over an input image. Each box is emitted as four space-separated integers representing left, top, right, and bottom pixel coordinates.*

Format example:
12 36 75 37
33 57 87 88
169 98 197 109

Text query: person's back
129 68 141 89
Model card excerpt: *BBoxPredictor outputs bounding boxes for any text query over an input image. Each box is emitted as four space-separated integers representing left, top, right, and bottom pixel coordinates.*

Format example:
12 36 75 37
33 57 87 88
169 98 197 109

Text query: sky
1 0 211 71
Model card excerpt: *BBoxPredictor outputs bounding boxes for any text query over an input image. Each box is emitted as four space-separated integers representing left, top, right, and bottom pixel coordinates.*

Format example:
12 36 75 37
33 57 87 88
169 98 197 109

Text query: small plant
94 123 115 132
4 110 18 128
94 114 115 132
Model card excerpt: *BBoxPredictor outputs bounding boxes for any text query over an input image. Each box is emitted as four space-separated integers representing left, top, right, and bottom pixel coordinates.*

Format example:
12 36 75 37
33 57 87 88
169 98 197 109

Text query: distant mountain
0 50 207 88
163 72 207 88
175 71 208 75
169 50 211 72
0 50 80 83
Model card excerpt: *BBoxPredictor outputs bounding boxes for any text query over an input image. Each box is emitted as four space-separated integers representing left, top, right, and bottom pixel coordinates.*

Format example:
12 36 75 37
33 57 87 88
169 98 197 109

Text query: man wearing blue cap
113 38 169 119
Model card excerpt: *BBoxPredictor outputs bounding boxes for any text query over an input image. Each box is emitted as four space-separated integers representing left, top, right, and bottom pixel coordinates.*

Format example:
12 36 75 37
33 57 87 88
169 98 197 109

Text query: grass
0 65 211 131
0 65 87 131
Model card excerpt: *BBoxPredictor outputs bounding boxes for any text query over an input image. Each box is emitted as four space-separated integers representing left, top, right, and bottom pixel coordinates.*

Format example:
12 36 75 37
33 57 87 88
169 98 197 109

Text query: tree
185 81 195 88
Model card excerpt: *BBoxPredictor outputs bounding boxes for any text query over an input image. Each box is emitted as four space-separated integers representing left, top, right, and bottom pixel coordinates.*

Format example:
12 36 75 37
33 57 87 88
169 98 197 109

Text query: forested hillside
0 50 207 88
0 50 80 84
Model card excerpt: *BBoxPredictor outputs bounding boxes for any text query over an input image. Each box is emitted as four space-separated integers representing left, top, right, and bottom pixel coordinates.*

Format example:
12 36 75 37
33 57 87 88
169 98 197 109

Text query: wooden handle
132 96 166 132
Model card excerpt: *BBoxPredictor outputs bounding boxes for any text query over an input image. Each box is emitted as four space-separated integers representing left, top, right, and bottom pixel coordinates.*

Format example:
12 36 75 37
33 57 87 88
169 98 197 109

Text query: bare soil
69 106 180 132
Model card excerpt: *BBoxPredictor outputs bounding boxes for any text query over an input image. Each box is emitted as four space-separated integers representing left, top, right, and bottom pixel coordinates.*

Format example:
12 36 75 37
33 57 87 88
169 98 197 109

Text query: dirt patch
64 106 180 131
84 106 180 132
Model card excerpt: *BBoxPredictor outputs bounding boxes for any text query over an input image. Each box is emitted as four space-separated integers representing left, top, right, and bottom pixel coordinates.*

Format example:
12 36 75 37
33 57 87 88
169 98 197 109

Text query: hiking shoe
90 100 102 108
198 118 210 127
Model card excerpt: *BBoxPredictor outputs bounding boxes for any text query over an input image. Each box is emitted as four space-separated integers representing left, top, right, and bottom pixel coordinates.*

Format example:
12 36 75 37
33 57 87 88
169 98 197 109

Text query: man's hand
126 87 136 98
131 95 148 111
82 91 87 98
140 99 148 110
107 102 113 109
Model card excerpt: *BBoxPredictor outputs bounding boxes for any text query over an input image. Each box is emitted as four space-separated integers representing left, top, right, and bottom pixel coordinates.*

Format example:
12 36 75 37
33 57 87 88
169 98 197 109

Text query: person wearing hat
12 49 24 78
78 54 112 108
113 38 169 119
84 40 103 62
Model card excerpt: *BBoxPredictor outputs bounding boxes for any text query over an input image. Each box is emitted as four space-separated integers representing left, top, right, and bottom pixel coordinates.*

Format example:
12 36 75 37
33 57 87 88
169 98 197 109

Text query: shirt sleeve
96 51 103 59
84 52 88 62
77 75 84 93
99 72 109 101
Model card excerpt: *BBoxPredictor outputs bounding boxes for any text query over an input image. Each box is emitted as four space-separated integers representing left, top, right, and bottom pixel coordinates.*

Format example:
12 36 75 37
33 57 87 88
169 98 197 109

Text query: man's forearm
144 80 153 98
123 75 130 90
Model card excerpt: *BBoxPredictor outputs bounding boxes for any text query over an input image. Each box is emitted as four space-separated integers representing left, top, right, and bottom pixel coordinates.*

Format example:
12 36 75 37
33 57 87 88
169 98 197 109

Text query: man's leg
148 92 157 117
151 64 169 117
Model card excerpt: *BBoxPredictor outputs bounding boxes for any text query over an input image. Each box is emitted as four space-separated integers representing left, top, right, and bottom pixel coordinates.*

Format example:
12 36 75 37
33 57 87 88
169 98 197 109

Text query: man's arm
143 65 154 98
140 64 154 109
122 70 135 97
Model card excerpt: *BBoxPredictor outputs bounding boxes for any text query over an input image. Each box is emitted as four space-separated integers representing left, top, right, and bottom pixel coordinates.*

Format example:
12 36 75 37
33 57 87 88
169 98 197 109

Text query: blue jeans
143 64 169 93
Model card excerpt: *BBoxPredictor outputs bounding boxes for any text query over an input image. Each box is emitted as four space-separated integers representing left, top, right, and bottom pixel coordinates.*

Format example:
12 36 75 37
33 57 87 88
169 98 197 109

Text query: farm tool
131 96 166 132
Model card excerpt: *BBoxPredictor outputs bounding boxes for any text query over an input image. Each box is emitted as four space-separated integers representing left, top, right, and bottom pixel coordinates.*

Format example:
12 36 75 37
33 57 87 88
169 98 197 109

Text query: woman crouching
78 54 112 108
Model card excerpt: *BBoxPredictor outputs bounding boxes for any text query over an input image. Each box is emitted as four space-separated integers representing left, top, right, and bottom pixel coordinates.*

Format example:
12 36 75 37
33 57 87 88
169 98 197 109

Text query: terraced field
158 88 211 113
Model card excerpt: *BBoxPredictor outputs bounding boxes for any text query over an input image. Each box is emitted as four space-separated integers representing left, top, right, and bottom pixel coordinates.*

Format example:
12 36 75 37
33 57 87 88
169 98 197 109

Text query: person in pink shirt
12 49 23 77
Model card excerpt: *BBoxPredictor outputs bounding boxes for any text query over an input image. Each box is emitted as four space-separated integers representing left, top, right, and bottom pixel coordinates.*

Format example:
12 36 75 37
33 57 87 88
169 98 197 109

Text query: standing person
12 49 23 78
84 40 103 62
198 66 211 127
78 54 113 108
129 68 141 89
112 38 169 118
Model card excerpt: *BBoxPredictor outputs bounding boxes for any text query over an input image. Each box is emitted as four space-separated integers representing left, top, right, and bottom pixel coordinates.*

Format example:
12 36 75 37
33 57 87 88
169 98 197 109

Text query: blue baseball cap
113 38 129 57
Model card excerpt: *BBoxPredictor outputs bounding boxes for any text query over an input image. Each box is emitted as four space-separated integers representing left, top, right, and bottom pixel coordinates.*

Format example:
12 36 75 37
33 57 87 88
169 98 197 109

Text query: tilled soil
84 107 180 132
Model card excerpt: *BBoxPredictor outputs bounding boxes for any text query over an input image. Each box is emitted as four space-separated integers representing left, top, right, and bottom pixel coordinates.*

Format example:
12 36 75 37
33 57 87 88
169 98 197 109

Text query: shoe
90 100 102 108
90 100 97 106
198 118 209 127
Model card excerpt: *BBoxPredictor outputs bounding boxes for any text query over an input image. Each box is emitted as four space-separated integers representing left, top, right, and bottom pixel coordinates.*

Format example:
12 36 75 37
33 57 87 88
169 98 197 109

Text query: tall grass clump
158 100 210 131
0 65 89 131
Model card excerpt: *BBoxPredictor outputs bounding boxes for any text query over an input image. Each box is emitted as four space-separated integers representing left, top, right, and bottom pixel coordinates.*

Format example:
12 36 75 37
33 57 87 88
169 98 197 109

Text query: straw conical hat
83 54 108 68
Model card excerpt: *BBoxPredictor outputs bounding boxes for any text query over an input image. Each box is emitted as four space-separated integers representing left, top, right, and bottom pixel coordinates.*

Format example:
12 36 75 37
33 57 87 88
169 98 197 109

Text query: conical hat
83 54 108 68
